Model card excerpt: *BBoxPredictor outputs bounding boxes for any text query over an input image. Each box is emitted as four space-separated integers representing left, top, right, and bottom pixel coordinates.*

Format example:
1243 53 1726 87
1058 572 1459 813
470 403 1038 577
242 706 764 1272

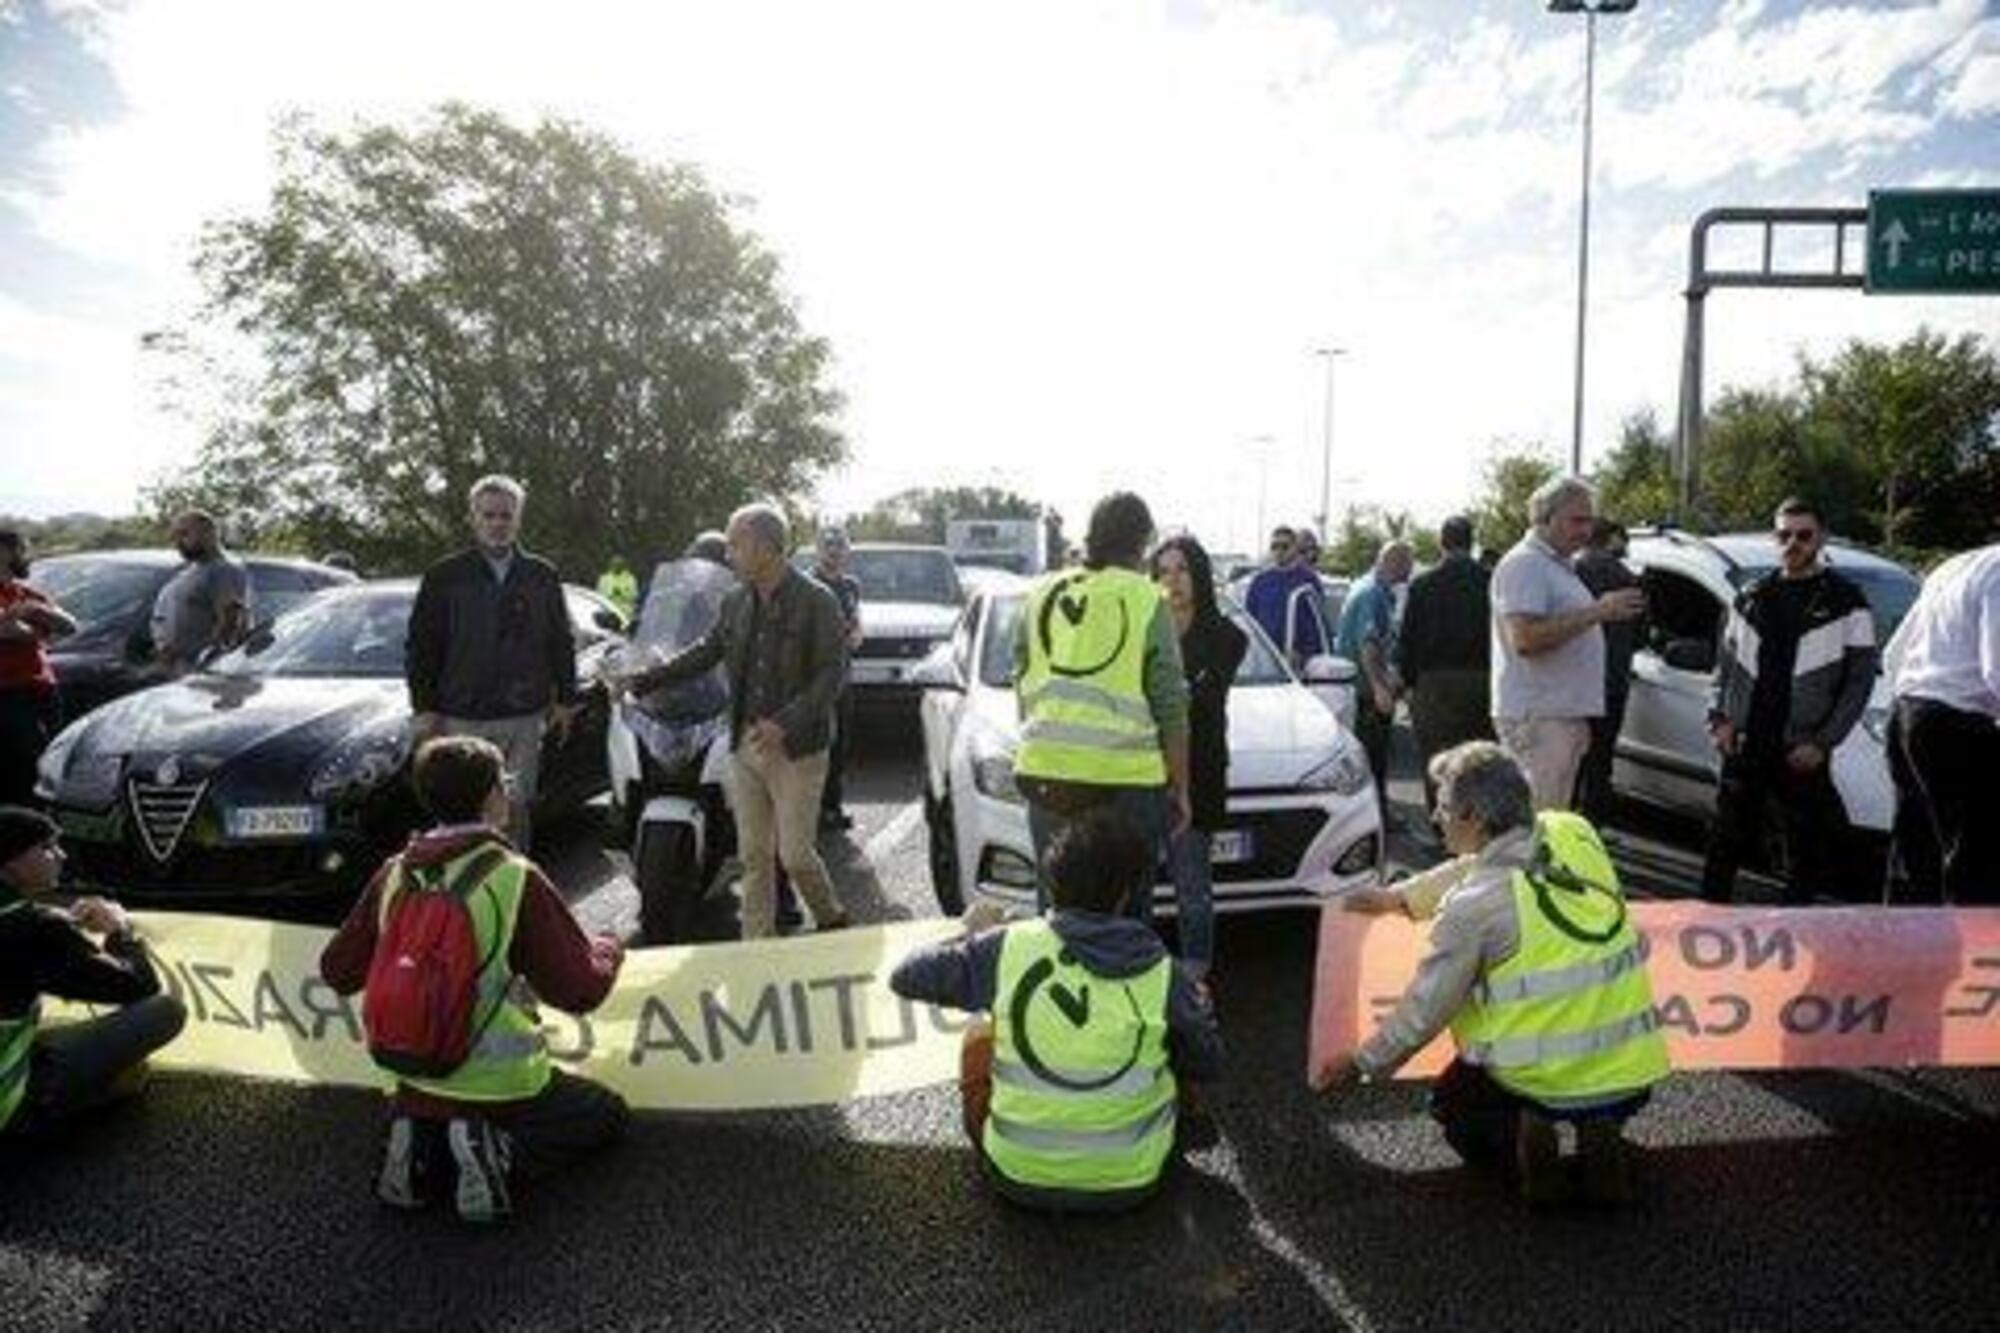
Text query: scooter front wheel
637 822 704 944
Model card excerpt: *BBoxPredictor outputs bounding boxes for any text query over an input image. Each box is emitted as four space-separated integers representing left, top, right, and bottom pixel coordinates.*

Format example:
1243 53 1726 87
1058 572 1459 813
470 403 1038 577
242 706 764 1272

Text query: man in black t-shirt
1701 500 1878 903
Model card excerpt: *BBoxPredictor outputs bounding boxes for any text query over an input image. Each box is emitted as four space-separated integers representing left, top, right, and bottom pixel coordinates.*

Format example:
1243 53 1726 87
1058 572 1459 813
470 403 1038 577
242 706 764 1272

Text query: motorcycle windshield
627 559 737 728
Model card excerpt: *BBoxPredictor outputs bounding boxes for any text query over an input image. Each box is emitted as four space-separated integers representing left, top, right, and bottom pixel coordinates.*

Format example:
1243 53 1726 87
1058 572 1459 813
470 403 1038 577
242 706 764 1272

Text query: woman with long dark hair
1150 534 1246 982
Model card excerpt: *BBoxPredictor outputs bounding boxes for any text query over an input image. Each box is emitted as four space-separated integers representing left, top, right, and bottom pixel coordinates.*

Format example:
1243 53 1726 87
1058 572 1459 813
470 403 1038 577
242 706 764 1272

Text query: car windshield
1735 559 1922 645
978 595 1289 689
848 549 961 606
28 556 169 630
207 587 412 678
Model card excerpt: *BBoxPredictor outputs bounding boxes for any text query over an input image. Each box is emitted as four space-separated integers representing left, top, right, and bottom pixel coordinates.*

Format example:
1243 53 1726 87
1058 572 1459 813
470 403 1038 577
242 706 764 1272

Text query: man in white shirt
1884 544 2000 904
1488 477 1644 811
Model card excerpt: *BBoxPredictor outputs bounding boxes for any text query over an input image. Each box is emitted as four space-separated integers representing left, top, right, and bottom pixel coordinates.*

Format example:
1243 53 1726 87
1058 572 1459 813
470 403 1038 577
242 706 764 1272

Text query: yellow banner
48 912 969 1110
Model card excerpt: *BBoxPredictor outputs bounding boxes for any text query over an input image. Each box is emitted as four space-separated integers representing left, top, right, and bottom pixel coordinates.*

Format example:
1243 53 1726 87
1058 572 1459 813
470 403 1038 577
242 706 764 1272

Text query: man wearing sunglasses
1244 525 1328 669
1702 498 1877 904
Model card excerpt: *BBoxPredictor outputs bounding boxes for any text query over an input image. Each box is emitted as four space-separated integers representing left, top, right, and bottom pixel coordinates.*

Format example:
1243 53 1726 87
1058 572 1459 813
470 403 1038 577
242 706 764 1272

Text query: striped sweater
1707 568 1878 752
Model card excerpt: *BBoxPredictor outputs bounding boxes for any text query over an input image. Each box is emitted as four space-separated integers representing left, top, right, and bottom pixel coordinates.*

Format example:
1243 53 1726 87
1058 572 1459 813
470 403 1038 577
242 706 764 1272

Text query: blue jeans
1026 785 1167 925
1166 828 1216 977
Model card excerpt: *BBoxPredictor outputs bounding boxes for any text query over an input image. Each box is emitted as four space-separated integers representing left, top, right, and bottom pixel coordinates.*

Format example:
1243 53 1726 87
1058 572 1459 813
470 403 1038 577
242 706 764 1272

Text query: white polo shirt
1887 544 2000 720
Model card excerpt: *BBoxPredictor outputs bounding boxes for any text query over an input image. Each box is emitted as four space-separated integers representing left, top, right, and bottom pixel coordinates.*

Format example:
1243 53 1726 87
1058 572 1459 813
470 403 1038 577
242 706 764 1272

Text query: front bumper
958 785 1384 915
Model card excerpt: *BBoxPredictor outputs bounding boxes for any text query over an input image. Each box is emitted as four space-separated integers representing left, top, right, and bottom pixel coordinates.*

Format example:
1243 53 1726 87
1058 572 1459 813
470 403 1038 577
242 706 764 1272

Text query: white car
914 578 1383 916
1615 529 1921 854
838 543 965 699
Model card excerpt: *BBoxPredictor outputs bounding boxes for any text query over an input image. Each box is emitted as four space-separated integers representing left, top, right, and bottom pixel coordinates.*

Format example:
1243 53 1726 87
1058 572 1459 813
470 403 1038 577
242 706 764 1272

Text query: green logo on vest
1010 955 1144 1092
1037 571 1133 680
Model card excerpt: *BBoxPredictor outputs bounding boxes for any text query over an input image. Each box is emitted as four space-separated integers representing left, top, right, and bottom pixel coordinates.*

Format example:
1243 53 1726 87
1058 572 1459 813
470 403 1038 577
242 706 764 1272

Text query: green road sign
1866 189 2000 294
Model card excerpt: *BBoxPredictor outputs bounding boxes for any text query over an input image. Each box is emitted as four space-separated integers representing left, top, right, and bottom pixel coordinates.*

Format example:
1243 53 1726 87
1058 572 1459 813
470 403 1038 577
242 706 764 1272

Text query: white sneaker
375 1116 423 1210
447 1118 514 1224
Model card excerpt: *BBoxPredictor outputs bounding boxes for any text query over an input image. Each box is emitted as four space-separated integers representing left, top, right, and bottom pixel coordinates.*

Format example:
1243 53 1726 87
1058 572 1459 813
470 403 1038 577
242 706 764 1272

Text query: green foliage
147 104 845 578
1470 444 1559 556
1322 505 1437 575
0 512 160 555
1591 410 1676 527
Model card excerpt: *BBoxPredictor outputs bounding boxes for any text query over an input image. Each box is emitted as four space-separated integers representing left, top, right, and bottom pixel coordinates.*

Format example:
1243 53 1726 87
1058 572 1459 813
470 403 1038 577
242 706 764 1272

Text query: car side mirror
1302 654 1358 686
1661 638 1716 673
908 645 963 691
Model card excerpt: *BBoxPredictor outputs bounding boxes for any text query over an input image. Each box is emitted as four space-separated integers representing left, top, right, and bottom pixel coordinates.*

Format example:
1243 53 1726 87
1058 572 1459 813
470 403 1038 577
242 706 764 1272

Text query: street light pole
1550 0 1635 477
1313 347 1345 540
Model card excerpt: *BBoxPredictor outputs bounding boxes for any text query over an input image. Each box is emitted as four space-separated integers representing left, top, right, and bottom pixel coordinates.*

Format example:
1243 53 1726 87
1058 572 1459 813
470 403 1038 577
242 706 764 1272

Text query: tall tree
1695 387 1811 533
1470 445 1559 556
1592 410 1675 528
147 105 844 576
846 485 1049 544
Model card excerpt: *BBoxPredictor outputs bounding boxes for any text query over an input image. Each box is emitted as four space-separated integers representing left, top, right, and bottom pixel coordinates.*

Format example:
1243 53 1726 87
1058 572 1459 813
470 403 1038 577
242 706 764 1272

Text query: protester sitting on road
0 806 187 1141
151 510 251 674
1151 534 1246 985
319 736 628 1224
0 531 77 806
1316 742 1668 1207
890 812 1223 1213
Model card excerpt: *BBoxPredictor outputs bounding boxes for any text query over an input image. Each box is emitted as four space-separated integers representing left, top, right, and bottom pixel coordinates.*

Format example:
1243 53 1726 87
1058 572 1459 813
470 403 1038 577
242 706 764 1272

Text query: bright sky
3 0 1998 556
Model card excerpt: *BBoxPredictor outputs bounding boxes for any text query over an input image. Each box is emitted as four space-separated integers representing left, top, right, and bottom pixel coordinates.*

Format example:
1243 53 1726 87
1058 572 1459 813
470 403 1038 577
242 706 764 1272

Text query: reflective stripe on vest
984 920 1176 1195
0 1000 37 1134
1448 810 1670 1104
1014 568 1167 787
386 850 552 1104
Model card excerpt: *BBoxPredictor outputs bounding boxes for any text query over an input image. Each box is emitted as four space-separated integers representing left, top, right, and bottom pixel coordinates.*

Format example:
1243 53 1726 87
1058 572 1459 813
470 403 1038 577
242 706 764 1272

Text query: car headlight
968 721 1023 805
1861 706 1889 746
308 722 414 801
36 725 117 804
1301 739 1373 797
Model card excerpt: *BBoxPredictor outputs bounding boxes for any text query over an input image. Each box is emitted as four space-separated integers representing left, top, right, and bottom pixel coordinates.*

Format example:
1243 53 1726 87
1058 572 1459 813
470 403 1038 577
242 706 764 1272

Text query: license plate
1212 829 1254 864
227 805 323 839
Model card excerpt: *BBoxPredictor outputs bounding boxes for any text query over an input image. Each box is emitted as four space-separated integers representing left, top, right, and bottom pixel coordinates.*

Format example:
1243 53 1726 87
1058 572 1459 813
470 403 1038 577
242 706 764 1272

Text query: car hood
61 674 409 780
967 680 1350 789
861 602 960 638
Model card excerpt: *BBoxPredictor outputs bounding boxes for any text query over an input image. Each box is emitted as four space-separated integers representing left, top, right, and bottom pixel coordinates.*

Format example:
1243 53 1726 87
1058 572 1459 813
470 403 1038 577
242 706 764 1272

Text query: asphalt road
6 715 1999 1331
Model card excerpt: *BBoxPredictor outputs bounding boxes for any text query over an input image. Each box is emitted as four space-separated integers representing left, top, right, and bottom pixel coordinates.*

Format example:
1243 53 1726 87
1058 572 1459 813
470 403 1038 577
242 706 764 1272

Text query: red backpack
362 847 509 1078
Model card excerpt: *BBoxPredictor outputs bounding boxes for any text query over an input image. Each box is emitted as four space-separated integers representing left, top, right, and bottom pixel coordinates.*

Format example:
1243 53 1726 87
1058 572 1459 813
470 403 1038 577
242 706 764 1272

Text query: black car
36 580 623 903
30 549 360 721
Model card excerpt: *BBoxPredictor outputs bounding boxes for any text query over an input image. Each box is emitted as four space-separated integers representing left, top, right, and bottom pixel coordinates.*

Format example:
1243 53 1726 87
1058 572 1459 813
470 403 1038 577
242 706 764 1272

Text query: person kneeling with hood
0 806 186 1141
891 812 1222 1212
320 737 628 1224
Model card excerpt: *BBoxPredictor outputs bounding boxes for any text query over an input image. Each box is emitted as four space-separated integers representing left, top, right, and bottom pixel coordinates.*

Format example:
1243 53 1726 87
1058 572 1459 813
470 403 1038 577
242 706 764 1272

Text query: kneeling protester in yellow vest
319 736 630 1224
0 806 187 1139
890 812 1223 1212
1313 742 1668 1207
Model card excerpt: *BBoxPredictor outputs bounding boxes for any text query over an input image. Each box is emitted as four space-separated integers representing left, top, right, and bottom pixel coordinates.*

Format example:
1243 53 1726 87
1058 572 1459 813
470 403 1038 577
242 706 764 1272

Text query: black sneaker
376 1115 426 1210
447 1118 514 1224
1577 1119 1633 1207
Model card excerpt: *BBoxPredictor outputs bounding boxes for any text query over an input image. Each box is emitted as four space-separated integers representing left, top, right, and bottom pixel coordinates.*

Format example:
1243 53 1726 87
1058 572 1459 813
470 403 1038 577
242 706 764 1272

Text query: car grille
858 635 937 661
1213 807 1330 883
127 779 207 863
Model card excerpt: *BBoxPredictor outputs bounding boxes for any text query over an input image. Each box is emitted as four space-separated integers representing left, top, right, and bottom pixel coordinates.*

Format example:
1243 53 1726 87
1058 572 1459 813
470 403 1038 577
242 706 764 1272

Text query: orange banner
1309 902 2000 1080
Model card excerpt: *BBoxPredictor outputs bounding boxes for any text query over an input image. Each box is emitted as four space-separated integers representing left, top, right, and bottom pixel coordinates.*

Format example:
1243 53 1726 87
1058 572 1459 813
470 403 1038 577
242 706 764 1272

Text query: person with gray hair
1487 476 1643 810
1317 741 1668 1207
621 501 852 939
406 473 580 850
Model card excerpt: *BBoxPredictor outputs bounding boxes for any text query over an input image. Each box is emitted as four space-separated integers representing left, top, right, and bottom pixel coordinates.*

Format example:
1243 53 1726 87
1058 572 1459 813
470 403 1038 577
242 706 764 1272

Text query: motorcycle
604 558 737 944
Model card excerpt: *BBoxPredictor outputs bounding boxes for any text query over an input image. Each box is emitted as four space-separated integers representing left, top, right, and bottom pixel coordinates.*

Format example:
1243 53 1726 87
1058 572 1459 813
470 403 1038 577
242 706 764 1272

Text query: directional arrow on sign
1880 219 1910 269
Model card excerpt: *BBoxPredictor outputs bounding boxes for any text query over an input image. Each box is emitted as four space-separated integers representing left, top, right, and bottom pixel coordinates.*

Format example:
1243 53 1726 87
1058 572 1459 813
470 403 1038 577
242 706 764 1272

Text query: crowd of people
0 471 1994 1227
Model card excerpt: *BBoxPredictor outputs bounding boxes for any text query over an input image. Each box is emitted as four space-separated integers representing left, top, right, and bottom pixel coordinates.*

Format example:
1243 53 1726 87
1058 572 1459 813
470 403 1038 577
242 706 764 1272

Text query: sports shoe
376 1115 425 1210
1513 1108 1567 1209
447 1118 514 1224
1577 1119 1633 1207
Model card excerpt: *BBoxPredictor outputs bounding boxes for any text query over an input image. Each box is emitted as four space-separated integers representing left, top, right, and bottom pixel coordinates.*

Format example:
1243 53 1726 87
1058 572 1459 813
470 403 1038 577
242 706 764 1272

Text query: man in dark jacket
1397 516 1493 813
1572 520 1640 825
1702 499 1877 903
621 503 851 939
406 475 579 851
0 806 187 1140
